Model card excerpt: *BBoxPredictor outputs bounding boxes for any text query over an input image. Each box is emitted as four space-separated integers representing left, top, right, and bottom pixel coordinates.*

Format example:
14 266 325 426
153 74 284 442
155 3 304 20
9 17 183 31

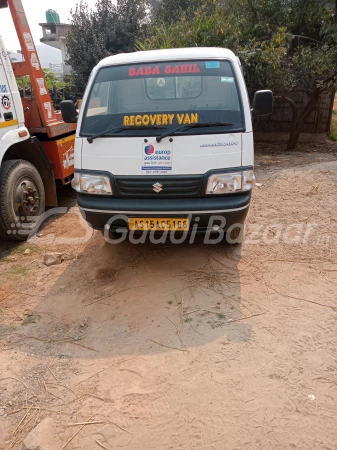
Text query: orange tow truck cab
0 0 76 240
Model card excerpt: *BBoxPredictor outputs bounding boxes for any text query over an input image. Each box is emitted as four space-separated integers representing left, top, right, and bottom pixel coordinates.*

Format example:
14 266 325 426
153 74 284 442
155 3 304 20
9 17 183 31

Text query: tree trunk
284 91 320 150
287 130 301 150
287 104 299 150
282 96 300 150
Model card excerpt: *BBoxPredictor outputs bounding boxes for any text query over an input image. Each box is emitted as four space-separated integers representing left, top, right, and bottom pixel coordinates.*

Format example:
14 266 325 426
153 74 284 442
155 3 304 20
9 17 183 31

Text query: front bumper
78 192 251 233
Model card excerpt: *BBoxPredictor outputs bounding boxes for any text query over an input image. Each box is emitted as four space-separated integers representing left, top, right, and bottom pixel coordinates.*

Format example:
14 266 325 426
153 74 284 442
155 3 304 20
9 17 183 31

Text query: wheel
0 160 45 241
100 229 122 240
107 230 123 241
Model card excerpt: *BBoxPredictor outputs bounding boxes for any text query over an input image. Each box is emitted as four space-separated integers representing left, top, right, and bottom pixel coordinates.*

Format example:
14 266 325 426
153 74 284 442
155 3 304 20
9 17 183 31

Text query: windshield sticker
142 143 173 174
206 61 221 69
129 64 201 77
123 113 198 127
0 85 7 93
221 77 235 83
157 78 166 87
94 60 236 84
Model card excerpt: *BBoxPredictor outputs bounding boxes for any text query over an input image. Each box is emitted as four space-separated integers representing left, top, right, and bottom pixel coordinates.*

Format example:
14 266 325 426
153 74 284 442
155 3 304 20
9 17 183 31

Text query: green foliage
15 75 30 92
139 0 337 148
139 1 235 50
66 0 147 95
16 69 70 93
43 68 68 91
66 0 337 148
16 69 71 109
150 0 212 25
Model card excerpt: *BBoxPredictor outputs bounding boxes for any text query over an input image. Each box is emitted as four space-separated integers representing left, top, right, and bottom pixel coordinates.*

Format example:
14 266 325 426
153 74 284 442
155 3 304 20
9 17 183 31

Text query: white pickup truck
61 47 273 243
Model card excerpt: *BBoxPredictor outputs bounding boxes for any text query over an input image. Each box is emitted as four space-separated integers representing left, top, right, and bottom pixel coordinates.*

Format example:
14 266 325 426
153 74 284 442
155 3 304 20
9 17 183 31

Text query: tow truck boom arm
0 0 76 138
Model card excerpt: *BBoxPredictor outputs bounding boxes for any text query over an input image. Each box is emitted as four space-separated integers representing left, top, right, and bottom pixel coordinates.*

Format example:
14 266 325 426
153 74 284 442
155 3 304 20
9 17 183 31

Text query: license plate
128 218 189 231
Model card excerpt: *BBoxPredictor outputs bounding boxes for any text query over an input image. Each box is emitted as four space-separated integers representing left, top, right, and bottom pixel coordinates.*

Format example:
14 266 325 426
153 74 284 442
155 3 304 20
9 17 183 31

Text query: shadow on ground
5 231 251 360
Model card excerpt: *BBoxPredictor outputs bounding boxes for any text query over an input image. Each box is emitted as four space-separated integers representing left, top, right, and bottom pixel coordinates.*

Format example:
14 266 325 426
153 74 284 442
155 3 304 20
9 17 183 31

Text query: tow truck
0 0 76 240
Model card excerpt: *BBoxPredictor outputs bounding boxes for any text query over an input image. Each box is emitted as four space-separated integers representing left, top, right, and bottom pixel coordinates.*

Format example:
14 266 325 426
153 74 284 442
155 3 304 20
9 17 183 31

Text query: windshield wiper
156 122 234 143
87 125 166 144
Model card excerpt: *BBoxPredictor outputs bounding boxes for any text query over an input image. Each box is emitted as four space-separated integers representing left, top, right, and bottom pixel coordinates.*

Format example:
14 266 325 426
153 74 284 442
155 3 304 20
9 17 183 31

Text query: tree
250 38 337 149
16 69 71 109
235 0 337 149
66 0 147 95
139 0 337 149
150 0 207 25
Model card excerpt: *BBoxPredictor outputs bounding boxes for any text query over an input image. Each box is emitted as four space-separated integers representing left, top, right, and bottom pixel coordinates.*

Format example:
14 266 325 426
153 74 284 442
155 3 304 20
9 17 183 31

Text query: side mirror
252 90 273 117
61 100 78 124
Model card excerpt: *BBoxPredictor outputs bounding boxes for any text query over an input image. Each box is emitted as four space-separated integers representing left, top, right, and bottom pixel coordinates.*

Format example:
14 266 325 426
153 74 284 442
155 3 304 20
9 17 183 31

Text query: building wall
40 23 72 77
253 89 335 134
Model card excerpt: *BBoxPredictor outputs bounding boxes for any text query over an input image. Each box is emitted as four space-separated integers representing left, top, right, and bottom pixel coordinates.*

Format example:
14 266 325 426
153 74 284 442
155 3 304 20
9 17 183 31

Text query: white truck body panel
0 33 30 162
81 133 243 175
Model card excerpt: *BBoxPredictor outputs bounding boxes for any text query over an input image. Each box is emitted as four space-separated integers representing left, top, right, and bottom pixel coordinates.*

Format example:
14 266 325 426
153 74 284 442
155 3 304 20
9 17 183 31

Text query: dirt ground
1 143 337 450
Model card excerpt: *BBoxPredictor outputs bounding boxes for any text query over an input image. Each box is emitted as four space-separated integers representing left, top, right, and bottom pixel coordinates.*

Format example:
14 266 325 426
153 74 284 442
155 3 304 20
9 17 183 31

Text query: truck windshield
80 60 244 138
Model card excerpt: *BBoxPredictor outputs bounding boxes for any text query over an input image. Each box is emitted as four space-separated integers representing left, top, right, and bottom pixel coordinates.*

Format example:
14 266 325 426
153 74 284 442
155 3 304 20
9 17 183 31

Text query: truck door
0 37 18 133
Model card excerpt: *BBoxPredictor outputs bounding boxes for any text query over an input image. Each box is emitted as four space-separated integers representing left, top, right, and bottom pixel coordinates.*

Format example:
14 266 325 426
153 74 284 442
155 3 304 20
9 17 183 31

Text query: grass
10 266 30 277
5 243 43 257
0 323 16 339
0 238 45 261
22 315 37 326
0 243 41 286
0 265 31 287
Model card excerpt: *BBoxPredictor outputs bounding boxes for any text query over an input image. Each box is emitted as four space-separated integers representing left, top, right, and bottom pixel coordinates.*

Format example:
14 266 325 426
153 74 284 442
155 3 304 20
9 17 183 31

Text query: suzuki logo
153 182 163 193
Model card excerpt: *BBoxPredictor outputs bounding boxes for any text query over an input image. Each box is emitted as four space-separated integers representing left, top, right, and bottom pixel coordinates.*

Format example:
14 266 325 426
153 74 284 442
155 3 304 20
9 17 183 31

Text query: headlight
206 170 255 194
71 172 112 195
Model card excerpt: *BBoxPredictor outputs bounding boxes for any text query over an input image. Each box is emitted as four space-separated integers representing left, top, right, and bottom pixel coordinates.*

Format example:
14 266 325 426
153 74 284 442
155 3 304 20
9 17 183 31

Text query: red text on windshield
128 64 201 77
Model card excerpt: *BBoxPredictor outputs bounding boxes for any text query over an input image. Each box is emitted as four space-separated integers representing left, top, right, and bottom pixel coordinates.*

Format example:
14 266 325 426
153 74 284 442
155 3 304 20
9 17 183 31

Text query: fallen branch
74 356 138 386
84 285 147 307
0 377 28 390
17 326 100 346
227 313 266 323
267 284 337 311
0 291 15 303
66 421 105 426
96 440 109 450
148 339 187 352
164 315 186 351
10 285 45 298
61 402 105 450
111 421 133 435
186 308 223 316
7 310 23 321
71 341 98 352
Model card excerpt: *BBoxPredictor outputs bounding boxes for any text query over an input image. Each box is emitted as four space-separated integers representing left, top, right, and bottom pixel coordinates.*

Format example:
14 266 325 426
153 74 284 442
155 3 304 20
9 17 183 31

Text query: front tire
0 160 45 241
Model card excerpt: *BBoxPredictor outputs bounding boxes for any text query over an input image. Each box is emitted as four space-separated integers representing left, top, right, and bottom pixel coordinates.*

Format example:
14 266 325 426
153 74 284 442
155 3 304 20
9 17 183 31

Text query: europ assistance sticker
142 142 173 174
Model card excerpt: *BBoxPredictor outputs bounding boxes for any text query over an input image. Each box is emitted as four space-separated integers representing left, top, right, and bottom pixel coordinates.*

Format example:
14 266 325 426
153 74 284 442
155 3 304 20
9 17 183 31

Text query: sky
1 0 98 51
